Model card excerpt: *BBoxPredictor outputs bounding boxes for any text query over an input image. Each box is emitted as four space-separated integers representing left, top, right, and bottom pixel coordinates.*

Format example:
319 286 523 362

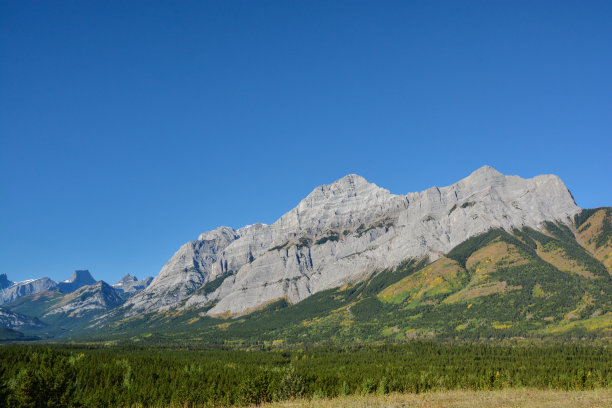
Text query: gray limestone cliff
124 166 580 316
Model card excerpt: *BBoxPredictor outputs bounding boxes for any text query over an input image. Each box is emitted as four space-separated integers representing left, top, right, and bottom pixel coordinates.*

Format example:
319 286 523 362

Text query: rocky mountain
0 308 45 330
3 167 609 343
112 274 153 294
95 209 611 344
0 274 13 290
0 270 100 305
45 281 124 319
0 277 58 305
124 166 580 317
0 269 129 336
4 281 126 338
58 270 96 293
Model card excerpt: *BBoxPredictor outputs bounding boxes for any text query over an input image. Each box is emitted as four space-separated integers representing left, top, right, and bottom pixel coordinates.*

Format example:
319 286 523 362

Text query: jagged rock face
112 274 153 294
0 277 58 305
0 308 45 329
125 227 240 312
0 274 13 290
58 270 97 293
126 166 580 316
45 281 124 318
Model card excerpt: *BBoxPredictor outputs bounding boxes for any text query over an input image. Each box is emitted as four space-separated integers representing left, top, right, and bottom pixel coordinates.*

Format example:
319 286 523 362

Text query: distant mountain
4 281 125 336
58 270 97 293
0 274 13 290
46 281 124 319
0 308 45 330
112 274 153 294
0 269 97 305
0 277 58 305
1 270 147 336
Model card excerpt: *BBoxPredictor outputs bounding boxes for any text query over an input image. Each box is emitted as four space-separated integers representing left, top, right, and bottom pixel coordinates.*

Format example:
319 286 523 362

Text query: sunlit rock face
45 281 124 318
0 277 58 305
125 166 579 316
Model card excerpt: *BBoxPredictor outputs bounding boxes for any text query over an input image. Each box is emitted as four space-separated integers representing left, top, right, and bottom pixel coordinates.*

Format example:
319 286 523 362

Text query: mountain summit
112 274 153 294
124 167 579 317
58 270 96 293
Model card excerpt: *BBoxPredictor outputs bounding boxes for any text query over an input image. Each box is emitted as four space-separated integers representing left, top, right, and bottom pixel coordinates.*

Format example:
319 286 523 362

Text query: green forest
0 343 610 407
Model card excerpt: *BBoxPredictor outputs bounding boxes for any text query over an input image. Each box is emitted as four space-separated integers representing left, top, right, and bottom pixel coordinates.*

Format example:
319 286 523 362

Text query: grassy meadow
255 389 612 408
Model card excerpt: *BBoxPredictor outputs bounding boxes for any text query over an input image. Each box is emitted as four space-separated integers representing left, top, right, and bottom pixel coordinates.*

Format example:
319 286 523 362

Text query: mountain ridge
124 166 580 317
1 167 610 343
85 215 610 345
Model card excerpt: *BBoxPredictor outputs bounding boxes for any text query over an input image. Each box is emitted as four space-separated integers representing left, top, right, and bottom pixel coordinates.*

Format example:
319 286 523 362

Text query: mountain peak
472 165 501 175
119 274 137 282
302 174 389 203
58 270 97 294
454 165 509 190
112 273 153 293
198 226 239 242
0 273 13 290
65 270 96 284
334 173 368 185
324 174 379 194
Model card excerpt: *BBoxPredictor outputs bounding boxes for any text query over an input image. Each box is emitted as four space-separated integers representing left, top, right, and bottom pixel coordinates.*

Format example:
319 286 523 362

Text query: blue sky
1 1 611 284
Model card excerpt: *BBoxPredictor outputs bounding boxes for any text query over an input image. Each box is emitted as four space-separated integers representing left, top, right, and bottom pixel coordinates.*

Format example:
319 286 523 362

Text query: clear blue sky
1 1 611 284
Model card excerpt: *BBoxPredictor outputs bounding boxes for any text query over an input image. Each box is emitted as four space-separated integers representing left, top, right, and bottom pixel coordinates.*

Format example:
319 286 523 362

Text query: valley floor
255 389 612 408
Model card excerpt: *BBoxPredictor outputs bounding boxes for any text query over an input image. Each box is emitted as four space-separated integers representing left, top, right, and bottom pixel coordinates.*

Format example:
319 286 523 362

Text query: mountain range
1 166 610 343
0 271 152 338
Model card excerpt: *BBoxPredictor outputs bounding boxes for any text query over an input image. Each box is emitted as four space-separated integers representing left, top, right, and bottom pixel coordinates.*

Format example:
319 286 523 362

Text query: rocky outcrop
112 274 153 294
124 226 240 312
0 274 13 290
125 166 580 316
58 270 97 293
